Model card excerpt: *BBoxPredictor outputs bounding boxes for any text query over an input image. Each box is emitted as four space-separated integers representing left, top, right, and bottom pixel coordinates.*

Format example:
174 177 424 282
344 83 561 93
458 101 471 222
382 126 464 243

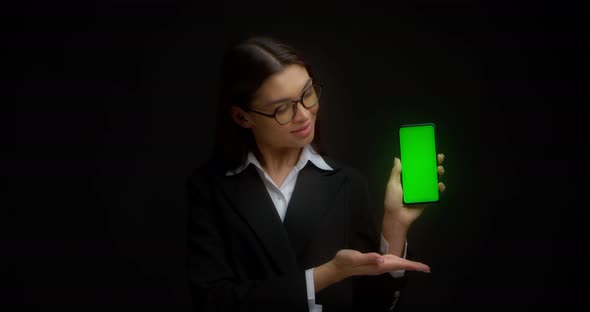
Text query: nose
292 101 313 122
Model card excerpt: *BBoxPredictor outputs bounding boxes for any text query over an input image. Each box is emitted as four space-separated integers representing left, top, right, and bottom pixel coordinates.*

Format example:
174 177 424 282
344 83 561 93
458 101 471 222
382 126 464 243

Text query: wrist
382 212 410 257
323 260 347 283
383 210 411 231
314 260 346 293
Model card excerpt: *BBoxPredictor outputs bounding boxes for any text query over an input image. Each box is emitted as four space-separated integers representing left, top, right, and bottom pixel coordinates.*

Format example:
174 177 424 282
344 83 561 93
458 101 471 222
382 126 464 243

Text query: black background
7 1 589 311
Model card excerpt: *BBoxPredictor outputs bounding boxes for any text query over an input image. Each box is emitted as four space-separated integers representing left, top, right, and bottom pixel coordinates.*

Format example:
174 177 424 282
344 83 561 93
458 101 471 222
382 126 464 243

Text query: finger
390 157 402 184
438 182 446 192
437 165 445 176
383 256 431 272
400 259 431 272
437 153 445 165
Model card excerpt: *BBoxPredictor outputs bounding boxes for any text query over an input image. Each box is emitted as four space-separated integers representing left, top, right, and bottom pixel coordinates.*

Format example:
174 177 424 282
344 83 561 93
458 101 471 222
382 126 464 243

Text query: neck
254 143 303 174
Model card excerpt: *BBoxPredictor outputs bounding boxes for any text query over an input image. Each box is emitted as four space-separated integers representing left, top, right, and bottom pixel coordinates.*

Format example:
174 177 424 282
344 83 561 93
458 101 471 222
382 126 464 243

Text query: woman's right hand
313 249 430 293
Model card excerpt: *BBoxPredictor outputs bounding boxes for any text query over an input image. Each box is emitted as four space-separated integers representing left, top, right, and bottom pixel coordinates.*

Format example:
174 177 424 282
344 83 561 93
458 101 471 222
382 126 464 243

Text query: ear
230 106 254 129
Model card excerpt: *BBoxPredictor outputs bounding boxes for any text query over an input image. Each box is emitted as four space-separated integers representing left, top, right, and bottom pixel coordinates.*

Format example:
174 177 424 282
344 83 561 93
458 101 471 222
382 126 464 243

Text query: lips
292 122 312 133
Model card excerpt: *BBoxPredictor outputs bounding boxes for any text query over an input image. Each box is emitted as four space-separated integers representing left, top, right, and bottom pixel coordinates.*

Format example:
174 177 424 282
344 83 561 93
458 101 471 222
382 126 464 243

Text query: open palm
331 249 430 277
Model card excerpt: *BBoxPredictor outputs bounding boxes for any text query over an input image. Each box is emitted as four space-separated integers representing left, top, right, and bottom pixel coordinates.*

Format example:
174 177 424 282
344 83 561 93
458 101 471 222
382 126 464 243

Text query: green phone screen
399 123 439 205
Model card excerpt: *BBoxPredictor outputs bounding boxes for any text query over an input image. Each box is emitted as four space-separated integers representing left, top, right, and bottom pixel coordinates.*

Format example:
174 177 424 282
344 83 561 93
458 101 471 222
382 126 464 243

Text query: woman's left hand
383 153 446 228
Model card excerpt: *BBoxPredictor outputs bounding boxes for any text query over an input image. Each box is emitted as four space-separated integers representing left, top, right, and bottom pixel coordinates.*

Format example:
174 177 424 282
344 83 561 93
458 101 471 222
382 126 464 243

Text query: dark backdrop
7 1 588 311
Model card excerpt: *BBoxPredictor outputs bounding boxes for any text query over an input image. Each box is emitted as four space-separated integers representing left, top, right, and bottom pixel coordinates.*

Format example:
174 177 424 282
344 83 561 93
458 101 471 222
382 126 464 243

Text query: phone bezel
399 122 440 206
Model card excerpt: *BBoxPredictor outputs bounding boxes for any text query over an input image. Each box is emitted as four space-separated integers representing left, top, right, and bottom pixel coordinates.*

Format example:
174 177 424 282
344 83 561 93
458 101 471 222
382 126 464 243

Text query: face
231 64 319 150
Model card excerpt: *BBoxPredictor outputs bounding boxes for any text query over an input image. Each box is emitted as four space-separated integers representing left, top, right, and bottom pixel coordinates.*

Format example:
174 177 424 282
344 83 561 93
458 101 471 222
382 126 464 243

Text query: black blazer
186 155 409 312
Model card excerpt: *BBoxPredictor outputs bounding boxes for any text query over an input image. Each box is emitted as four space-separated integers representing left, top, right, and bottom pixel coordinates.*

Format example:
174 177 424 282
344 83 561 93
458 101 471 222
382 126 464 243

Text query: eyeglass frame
243 83 323 125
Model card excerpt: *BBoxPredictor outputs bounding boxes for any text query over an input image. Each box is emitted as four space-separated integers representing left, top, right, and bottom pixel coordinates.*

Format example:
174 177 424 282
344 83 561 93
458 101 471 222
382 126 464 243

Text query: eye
276 103 290 113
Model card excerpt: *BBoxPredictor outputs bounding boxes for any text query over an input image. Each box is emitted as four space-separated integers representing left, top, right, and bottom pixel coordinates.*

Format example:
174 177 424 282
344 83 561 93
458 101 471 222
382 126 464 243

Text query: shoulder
320 154 368 188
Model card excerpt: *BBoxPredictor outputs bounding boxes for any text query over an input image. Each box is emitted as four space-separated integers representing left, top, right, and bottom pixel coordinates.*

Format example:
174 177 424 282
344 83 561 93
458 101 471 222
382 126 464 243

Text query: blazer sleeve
185 169 309 312
347 169 410 312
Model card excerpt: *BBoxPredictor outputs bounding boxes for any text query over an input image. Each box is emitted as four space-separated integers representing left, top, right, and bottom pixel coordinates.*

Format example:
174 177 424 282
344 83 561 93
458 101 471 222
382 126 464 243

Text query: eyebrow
266 79 313 106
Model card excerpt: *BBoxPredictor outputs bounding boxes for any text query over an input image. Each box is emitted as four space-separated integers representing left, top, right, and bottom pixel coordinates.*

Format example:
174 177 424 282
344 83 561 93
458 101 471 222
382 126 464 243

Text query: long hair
210 35 325 173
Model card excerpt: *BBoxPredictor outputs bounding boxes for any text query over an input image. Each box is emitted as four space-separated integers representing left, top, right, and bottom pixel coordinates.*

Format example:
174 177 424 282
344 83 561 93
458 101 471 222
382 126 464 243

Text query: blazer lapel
220 165 298 274
283 158 346 265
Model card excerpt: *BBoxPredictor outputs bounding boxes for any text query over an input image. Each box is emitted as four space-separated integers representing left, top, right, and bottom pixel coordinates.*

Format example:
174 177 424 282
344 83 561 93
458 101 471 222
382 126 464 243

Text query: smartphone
398 123 439 205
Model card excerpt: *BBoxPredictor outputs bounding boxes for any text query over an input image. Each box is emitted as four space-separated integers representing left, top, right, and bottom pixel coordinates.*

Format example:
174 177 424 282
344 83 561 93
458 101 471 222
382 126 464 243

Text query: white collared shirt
226 144 407 312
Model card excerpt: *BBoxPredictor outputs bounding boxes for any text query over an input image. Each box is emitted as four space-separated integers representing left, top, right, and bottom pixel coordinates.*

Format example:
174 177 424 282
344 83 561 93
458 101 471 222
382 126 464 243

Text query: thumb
390 157 402 185
355 252 383 266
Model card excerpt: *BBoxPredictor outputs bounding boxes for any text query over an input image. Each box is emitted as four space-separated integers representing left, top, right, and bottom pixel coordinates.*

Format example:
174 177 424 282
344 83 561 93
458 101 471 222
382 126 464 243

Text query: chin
300 132 315 145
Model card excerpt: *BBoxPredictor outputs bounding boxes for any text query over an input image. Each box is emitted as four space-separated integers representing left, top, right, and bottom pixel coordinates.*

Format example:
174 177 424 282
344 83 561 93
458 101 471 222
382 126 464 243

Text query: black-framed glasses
245 83 323 125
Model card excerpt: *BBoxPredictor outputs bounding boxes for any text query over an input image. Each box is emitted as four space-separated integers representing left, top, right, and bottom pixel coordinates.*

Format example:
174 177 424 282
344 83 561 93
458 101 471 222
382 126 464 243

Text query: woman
186 35 446 312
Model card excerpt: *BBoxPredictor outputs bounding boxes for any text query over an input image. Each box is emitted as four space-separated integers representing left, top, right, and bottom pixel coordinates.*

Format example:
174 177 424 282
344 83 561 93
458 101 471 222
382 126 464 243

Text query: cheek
256 121 283 138
311 107 319 118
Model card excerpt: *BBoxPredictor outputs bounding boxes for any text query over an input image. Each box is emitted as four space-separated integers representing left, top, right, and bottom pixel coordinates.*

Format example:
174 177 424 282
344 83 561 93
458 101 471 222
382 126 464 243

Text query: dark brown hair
210 35 325 173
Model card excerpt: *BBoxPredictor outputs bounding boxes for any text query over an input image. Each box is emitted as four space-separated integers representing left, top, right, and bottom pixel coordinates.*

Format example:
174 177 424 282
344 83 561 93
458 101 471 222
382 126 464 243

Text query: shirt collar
225 144 333 176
